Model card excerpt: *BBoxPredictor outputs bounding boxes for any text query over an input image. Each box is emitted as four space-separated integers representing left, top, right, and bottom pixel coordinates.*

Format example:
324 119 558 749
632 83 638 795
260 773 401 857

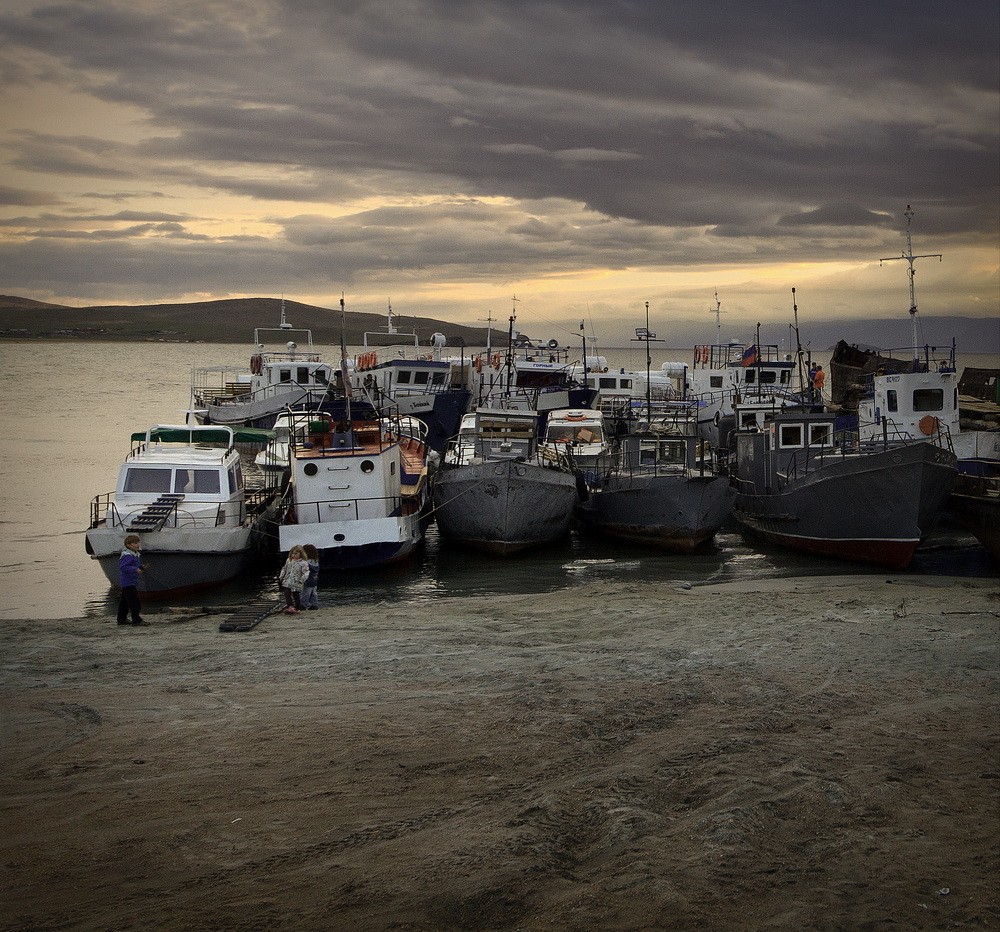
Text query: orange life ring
918 415 939 436
250 354 263 375
492 353 502 369
474 356 482 373
564 413 586 421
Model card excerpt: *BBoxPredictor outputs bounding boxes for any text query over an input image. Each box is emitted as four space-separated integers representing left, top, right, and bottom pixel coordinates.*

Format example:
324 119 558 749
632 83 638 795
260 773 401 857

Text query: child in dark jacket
301 544 320 610
116 534 147 626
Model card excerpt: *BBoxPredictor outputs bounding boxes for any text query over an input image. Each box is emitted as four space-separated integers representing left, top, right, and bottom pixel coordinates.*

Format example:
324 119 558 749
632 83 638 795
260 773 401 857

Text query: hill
0 296 499 347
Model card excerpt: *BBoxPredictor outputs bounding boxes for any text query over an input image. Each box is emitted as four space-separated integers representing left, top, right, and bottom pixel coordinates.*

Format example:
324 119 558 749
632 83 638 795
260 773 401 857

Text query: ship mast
879 205 942 367
711 290 724 344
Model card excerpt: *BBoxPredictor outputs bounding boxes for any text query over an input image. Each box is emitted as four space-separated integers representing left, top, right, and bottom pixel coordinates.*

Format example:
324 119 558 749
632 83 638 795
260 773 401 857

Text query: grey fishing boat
730 408 958 569
576 402 736 551
432 408 578 555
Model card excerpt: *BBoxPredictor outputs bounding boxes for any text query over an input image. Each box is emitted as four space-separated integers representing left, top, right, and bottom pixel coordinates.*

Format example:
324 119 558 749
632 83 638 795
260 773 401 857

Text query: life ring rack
491 353 502 369
250 354 263 375
357 351 378 370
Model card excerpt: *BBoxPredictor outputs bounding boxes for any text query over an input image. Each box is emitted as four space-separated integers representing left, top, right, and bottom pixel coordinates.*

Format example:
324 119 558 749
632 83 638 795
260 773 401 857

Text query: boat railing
777 424 954 486
692 343 785 371
90 495 239 530
89 492 114 529
289 417 392 454
856 415 956 454
207 379 324 408
289 494 407 524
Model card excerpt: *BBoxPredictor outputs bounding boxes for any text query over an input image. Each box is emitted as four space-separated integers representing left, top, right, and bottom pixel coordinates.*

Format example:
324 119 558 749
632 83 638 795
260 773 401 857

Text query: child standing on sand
300 544 321 610
279 545 309 614
116 534 148 626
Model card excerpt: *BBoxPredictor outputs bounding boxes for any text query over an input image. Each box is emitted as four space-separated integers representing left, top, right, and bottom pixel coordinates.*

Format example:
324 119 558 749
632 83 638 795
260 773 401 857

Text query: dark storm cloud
0 0 995 314
0 183 59 206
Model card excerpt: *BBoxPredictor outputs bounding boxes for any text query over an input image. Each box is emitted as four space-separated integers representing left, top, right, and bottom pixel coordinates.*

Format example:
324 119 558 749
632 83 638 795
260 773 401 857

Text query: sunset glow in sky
1 0 997 345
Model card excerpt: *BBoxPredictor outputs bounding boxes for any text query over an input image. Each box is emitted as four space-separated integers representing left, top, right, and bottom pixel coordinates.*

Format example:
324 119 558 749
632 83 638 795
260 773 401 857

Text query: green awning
131 427 275 444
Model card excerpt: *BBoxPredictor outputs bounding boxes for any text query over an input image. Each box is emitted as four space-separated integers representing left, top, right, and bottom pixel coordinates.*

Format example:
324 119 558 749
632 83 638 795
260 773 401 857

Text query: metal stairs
128 493 185 531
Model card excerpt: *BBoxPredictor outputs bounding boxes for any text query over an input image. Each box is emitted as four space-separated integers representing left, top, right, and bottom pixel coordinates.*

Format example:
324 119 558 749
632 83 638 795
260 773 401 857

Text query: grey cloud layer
0 0 996 315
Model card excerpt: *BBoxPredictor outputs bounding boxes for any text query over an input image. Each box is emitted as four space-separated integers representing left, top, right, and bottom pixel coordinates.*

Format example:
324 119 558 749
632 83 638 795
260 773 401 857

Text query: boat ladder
218 598 283 633
128 493 185 531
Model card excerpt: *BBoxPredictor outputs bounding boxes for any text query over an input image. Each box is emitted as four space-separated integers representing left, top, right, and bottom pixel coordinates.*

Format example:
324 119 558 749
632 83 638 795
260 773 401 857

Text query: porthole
334 533 346 542
304 463 318 476
361 460 375 473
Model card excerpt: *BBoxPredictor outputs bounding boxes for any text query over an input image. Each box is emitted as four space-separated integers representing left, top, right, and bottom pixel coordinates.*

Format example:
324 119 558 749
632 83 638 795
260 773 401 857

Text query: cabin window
297 366 310 383
174 469 221 494
431 372 446 385
279 368 292 383
744 371 756 384
779 424 803 448
780 371 791 384
396 371 412 384
229 465 243 494
913 388 944 412
759 370 777 385
659 440 687 465
314 368 328 384
739 413 759 428
886 390 898 412
710 376 723 388
413 371 429 385
124 468 172 493
809 424 832 446
598 377 617 389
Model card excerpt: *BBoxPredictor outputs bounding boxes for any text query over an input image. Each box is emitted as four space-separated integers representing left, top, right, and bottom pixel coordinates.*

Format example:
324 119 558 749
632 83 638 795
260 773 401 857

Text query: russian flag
740 344 758 367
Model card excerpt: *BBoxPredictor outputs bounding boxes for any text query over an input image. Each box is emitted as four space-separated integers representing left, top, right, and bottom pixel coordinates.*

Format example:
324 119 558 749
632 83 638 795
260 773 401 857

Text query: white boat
833 207 998 472
86 425 282 595
433 407 578 554
353 350 472 453
539 408 609 488
277 401 431 569
189 299 335 428
254 410 319 478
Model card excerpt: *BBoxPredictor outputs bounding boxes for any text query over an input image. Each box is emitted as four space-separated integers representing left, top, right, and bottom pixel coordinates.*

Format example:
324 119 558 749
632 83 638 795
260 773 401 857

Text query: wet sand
1 575 998 931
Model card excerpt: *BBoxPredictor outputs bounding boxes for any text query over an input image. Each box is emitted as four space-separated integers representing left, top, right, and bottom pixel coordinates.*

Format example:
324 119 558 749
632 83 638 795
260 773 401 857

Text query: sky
0 0 997 347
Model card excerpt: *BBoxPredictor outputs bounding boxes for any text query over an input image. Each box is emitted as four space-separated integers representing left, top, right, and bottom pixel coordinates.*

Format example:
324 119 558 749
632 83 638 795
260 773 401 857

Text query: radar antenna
880 205 942 365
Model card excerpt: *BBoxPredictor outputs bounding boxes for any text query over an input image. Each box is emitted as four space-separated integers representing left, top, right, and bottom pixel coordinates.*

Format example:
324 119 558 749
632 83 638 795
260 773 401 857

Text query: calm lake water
0 340 995 620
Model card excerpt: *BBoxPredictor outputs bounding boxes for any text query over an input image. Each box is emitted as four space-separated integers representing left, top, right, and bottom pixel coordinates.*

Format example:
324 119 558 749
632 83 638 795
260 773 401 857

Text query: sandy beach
1 574 997 931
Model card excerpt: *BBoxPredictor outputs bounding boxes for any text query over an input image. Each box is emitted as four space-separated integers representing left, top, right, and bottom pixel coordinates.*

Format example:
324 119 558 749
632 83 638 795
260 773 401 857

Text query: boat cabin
859 366 960 444
97 426 262 531
732 411 839 491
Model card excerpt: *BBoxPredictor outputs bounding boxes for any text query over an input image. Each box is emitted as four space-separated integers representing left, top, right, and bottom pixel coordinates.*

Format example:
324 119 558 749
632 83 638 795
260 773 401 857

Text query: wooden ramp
218 599 282 633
